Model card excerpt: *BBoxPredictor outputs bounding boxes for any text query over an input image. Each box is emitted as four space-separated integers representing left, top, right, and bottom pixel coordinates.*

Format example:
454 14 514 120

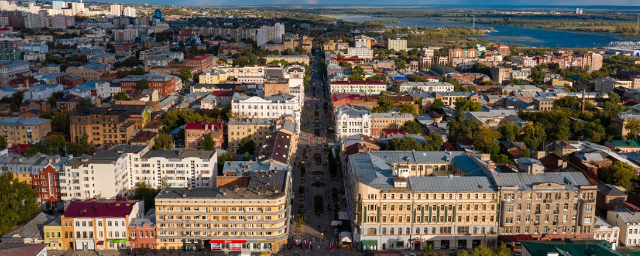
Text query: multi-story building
593 216 620 249
231 92 301 130
109 4 122 16
184 122 224 149
123 6 136 17
370 113 415 137
0 60 30 87
493 171 597 240
185 54 213 73
611 111 640 139
227 118 274 154
434 92 479 107
20 99 50 114
274 22 285 43
607 208 640 246
330 81 387 95
70 107 136 145
334 106 371 140
355 35 374 48
347 47 374 60
0 117 51 146
323 40 349 51
264 55 310 66
120 72 179 98
128 210 157 250
398 82 454 93
44 216 63 250
0 35 21 49
154 160 292 252
387 38 407 51
345 151 498 251
60 199 143 251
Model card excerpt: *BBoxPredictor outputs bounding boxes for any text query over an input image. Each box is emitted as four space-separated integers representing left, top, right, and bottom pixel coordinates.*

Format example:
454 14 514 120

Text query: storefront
209 239 273 252
107 239 127 250
361 240 378 251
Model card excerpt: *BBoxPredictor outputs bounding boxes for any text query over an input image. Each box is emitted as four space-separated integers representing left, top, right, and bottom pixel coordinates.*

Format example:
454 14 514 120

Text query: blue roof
394 76 408 81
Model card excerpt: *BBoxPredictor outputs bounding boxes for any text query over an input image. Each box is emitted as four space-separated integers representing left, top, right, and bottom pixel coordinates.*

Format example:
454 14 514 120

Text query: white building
123 6 136 17
52 1 66 10
347 47 374 60
60 145 218 201
24 83 64 100
19 40 49 53
110 4 122 16
334 106 371 140
256 28 267 46
398 81 455 92
231 92 301 128
330 81 387 94
593 216 620 250
274 23 285 43
607 208 640 246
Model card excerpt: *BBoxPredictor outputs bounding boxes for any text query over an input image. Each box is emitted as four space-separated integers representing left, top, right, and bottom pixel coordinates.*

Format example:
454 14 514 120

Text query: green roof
609 140 640 148
361 240 377 245
521 240 623 256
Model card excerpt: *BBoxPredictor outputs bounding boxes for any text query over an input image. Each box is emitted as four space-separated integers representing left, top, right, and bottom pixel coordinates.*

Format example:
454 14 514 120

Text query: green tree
497 123 521 141
178 69 192 84
113 92 131 101
348 66 365 81
400 120 422 134
136 79 149 91
424 133 444 151
238 137 256 155
0 136 7 149
201 135 215 150
396 59 406 70
217 152 234 173
419 245 437 256
131 183 160 212
599 161 635 190
399 103 418 116
523 124 546 150
626 118 640 140
473 127 502 155
386 137 424 151
153 133 174 150
366 74 387 82
529 67 546 85
454 97 482 112
370 96 395 113
430 98 445 113
0 172 40 236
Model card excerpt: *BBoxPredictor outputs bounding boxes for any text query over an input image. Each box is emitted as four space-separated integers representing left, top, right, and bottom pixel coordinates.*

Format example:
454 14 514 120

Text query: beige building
227 118 274 154
66 66 103 81
70 107 136 144
345 151 499 251
370 113 415 137
387 38 407 52
0 117 52 146
264 55 310 66
155 160 292 252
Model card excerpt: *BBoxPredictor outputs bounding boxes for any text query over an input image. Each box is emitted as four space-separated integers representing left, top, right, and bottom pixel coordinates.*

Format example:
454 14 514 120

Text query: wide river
324 15 632 48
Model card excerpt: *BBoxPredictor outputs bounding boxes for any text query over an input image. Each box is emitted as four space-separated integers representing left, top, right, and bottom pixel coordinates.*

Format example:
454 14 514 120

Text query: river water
324 15 632 48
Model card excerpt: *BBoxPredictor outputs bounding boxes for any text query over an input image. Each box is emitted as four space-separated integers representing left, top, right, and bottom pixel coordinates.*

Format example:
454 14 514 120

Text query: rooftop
64 199 140 218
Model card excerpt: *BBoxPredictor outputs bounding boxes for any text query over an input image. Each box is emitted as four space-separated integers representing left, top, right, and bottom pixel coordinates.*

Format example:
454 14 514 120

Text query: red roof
332 93 378 101
185 122 223 130
332 57 364 62
211 91 234 97
331 81 385 85
187 54 212 61
0 243 47 256
64 200 139 218
9 144 33 154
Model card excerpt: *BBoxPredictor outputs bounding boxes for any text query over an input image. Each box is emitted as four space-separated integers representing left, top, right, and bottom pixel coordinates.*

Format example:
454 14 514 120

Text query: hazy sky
129 0 640 6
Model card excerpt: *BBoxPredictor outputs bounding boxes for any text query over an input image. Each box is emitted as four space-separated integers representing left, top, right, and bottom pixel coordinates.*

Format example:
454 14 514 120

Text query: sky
134 0 640 6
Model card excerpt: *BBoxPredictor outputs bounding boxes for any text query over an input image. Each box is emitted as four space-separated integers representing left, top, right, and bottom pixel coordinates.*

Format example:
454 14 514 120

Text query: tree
399 103 418 117
473 127 502 155
131 183 160 213
424 133 444 151
60 64 68 72
454 97 482 112
523 124 546 150
626 118 640 140
419 245 437 256
201 135 215 150
113 92 130 101
0 172 40 236
369 96 395 113
136 79 149 91
529 67 545 85
430 98 445 113
0 136 7 149
497 123 521 141
400 120 422 134
386 137 425 151
153 133 173 150
179 69 192 83
599 161 635 190
217 152 234 173
348 66 365 81
238 137 256 155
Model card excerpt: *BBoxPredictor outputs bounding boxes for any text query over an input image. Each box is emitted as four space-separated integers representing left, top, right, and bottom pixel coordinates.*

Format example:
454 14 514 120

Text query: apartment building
398 82 454 92
185 54 213 73
370 113 415 137
611 111 640 139
0 60 31 87
493 171 597 240
154 161 291 252
334 106 371 140
184 122 224 149
264 55 310 66
120 72 179 98
60 199 143 251
346 151 498 251
139 149 218 188
227 118 274 154
387 38 407 51
128 210 157 250
0 117 51 146
330 81 387 95
347 47 374 60
593 216 620 249
70 107 136 144
607 208 640 246
231 93 301 131
434 92 479 107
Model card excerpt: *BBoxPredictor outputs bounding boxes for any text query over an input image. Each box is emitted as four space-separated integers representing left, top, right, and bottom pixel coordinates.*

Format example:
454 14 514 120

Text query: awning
361 240 377 245
498 235 534 243
331 221 342 226
340 236 352 243
107 239 127 243
96 241 104 245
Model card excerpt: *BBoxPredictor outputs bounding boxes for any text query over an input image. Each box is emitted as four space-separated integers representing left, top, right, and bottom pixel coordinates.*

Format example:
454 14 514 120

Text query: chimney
270 159 273 167
182 190 186 197
488 161 496 171
90 197 97 202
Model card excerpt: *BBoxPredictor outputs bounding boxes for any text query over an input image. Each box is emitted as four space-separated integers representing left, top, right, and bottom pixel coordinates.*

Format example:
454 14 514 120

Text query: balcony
534 221 540 225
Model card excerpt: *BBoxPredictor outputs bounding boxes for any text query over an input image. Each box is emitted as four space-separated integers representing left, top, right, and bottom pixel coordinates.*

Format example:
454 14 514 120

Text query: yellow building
44 217 64 250
198 71 227 84
155 163 292 252
227 118 274 154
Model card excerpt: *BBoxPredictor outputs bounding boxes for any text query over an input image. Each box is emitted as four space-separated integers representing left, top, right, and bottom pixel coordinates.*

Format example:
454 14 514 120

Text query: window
584 217 592 224
585 205 593 212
